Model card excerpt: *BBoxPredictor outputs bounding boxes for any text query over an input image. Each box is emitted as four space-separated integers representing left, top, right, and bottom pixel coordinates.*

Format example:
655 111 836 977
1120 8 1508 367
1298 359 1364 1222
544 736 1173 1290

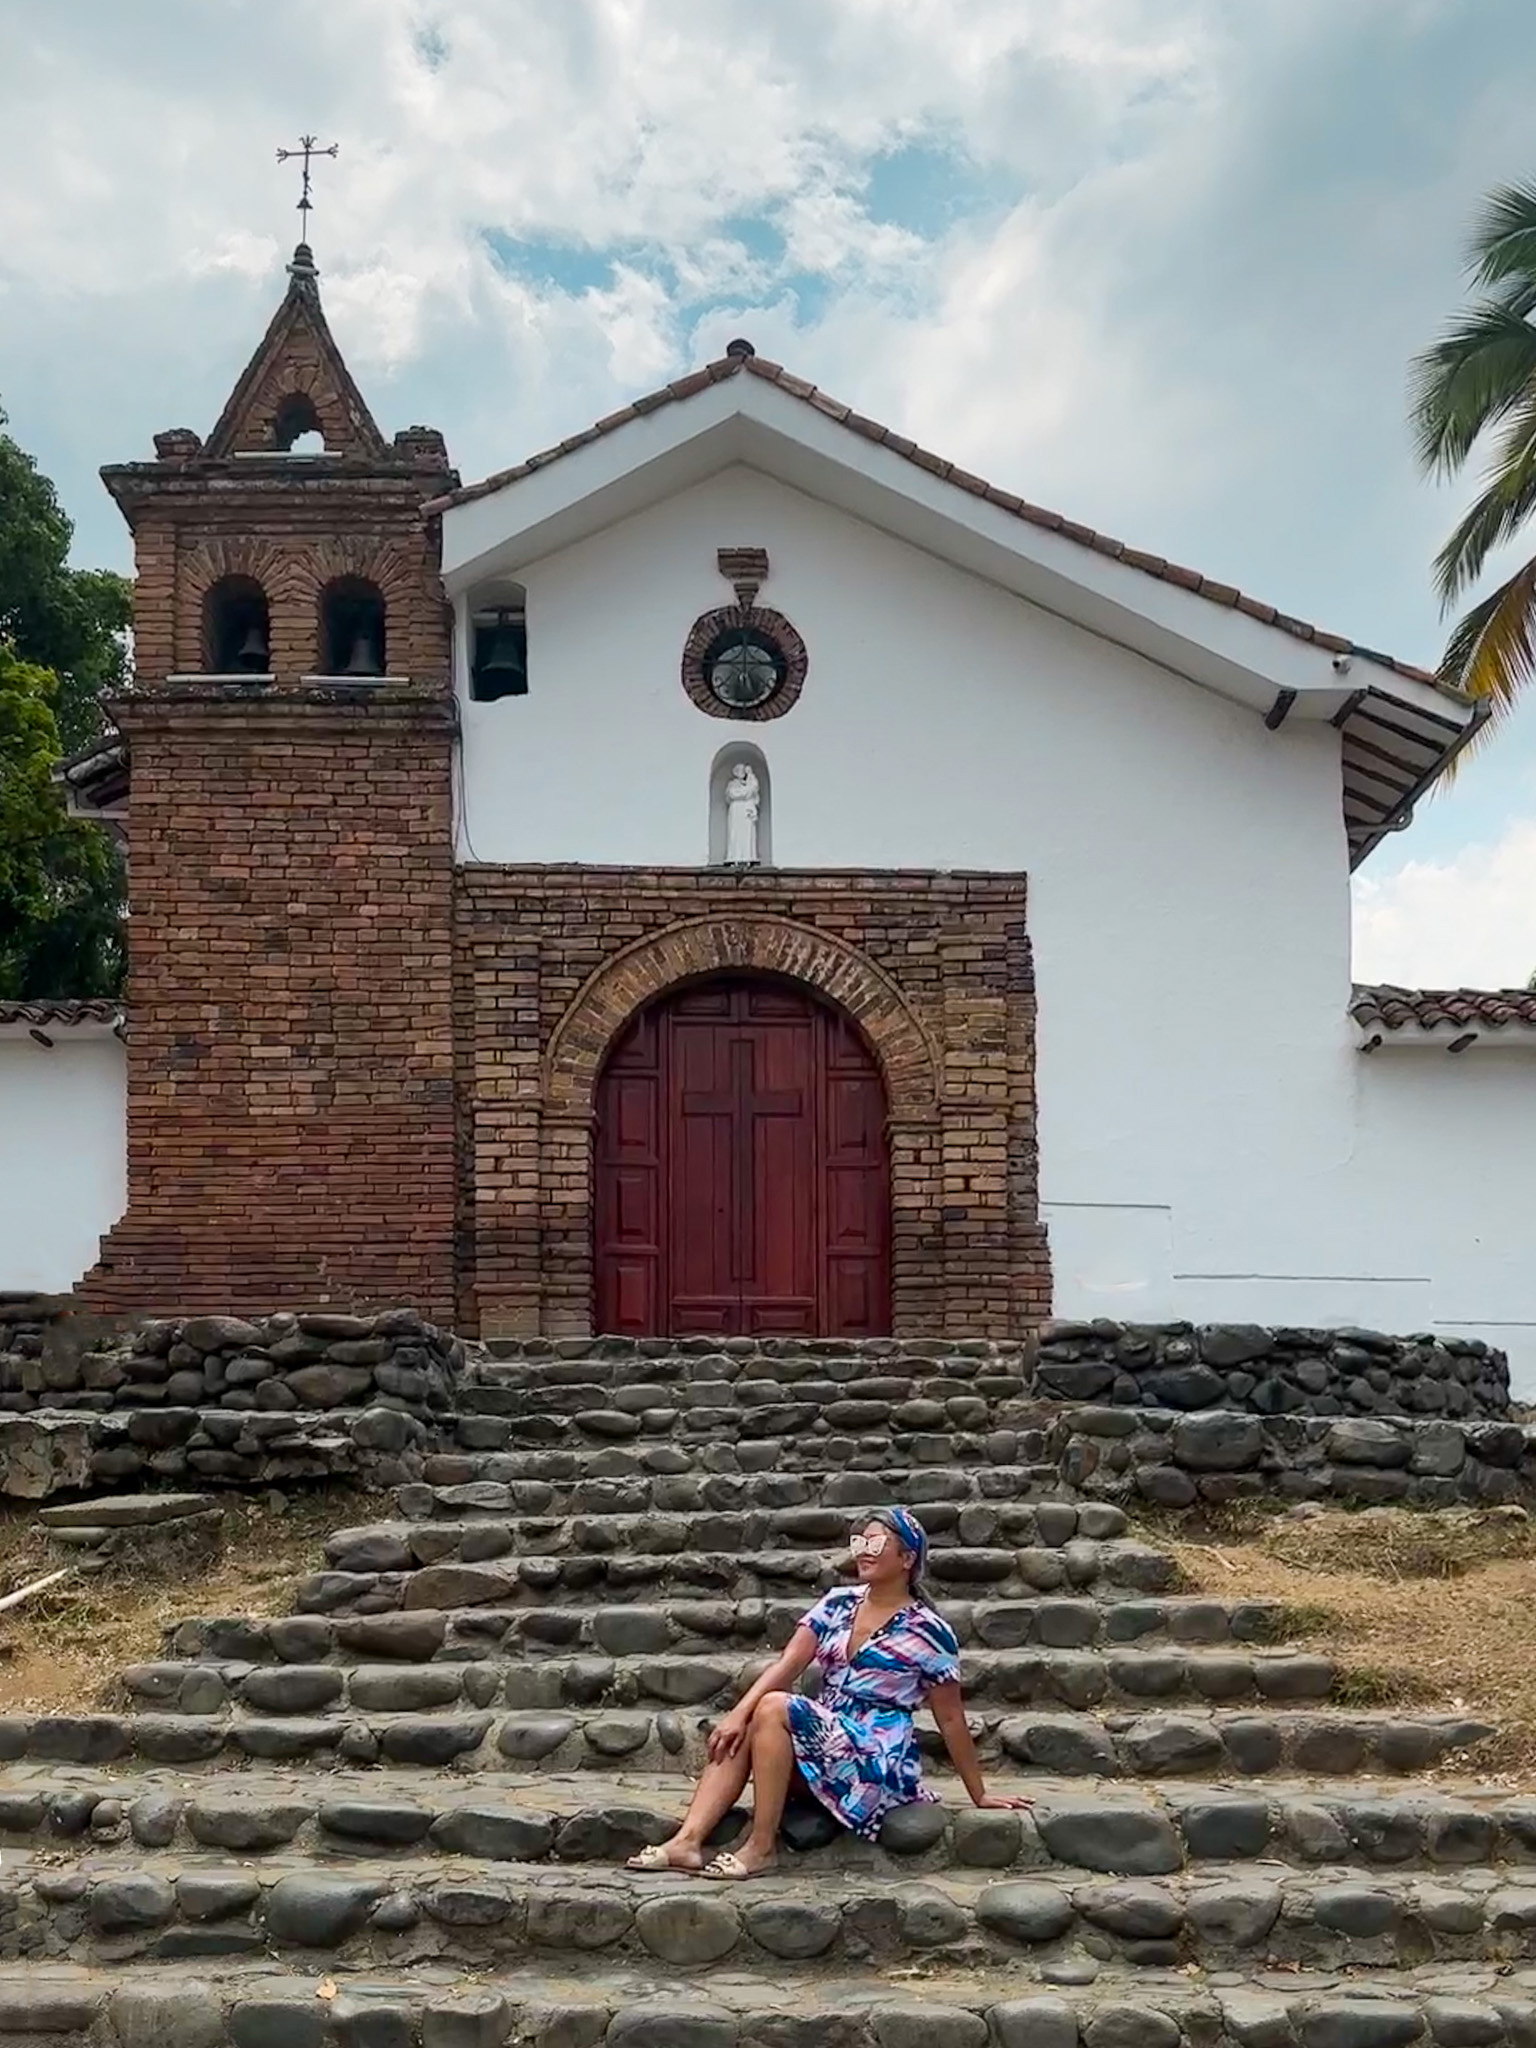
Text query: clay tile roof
1350 985 1536 1033
431 348 1445 691
0 999 124 1030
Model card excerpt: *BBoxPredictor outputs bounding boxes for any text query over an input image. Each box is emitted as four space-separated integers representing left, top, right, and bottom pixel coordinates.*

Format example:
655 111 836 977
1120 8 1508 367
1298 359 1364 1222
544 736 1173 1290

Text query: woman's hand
972 1791 1034 1810
707 1707 753 1763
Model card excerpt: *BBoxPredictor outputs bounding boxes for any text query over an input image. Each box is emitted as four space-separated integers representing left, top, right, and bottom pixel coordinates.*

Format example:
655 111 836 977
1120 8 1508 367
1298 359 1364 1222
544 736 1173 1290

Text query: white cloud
1353 818 1536 990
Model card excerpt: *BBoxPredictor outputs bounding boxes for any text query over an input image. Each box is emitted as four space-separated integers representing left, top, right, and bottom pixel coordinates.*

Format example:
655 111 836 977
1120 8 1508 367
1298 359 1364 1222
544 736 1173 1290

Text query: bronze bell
341 632 383 677
472 612 528 699
233 624 269 672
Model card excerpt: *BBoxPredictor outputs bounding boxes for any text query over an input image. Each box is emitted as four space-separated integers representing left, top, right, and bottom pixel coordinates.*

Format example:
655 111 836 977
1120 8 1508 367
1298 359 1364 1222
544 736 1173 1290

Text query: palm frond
1437 555 1536 761
1468 181 1536 290
1409 300 1536 476
1433 394 1536 600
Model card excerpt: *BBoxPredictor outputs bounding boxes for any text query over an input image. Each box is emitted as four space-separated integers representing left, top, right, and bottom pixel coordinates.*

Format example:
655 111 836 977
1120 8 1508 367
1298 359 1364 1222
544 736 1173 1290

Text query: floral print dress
784 1587 962 1839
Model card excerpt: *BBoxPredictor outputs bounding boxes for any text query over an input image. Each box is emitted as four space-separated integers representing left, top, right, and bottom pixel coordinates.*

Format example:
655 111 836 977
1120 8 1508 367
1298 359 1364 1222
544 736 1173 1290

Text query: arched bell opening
319 576 388 678
202 575 271 675
273 391 326 454
469 587 529 702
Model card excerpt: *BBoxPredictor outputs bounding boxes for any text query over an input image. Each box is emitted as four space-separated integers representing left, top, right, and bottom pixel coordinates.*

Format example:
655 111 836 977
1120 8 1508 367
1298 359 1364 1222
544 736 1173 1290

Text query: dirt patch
0 1487 384 1713
1154 1503 1536 1777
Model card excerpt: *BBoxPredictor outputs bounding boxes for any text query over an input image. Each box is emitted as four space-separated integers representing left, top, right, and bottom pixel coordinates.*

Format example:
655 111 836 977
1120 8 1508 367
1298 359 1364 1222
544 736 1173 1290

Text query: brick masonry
456 868 1051 1339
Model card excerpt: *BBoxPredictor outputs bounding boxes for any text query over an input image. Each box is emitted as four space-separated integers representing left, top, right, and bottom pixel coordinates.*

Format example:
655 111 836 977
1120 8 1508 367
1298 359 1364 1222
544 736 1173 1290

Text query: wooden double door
594 975 891 1337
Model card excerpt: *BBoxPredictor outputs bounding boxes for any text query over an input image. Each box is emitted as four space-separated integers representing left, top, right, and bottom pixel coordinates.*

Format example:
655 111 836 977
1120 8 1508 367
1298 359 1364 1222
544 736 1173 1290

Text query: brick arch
543 914 939 1121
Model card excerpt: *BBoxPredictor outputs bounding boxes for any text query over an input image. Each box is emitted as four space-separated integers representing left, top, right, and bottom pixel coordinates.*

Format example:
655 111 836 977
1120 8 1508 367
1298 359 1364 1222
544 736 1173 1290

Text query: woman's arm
707 1625 819 1760
928 1681 1033 1808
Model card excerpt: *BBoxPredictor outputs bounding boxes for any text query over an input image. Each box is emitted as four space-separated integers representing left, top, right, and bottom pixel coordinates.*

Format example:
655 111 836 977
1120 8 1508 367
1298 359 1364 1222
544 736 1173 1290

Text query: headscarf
857 1505 933 1607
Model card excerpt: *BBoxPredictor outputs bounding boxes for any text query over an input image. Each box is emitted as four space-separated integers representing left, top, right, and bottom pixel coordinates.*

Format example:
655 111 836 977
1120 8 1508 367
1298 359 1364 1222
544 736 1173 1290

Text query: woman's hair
857 1505 934 1608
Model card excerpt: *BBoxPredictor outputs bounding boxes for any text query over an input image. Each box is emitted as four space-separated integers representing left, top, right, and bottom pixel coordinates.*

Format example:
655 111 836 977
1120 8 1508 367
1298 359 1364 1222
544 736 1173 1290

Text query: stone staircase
1 1339 1532 2048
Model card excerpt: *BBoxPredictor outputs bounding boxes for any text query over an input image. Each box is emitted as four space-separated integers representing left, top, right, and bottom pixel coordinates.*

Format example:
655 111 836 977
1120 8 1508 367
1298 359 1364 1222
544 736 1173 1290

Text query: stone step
7 1849 1536 1973
451 1410 1057 1465
117 1646 1336 1718
167 1593 1290 1665
327 1513 1151 1571
296 1543 1183 1615
417 1443 1068 1493
3 1766 1534 1877
0 1705 1491 1776
394 1477 1127 1535
15 1956 1536 2048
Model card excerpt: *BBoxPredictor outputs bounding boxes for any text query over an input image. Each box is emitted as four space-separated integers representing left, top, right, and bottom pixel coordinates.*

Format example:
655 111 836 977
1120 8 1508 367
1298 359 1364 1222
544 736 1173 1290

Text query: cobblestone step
166 1593 1290 1664
417 1442 1067 1491
295 1543 1184 1615
393 1478 1125 1533
10 1849 1536 1972
325 1514 1150 1570
116 1646 1336 1718
0 1707 1492 1776
3 1768 1535 1877
14 1955 1536 2048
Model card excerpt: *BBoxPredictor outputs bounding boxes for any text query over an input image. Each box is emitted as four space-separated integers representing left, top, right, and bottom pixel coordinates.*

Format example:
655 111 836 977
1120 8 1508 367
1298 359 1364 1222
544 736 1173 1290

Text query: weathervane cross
276 135 339 235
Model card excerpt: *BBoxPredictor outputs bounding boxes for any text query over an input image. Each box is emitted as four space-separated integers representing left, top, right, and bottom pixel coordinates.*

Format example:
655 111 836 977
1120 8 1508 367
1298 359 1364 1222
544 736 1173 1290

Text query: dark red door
594 976 890 1337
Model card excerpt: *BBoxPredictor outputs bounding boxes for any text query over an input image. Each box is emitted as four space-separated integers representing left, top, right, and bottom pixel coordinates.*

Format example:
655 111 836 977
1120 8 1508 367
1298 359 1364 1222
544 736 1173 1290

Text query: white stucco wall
449 461 1536 1389
0 1033 126 1294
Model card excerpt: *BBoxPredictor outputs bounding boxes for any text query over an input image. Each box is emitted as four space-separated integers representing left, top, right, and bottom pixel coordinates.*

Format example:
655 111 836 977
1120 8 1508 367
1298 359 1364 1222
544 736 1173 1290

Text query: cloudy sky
3 0 1535 989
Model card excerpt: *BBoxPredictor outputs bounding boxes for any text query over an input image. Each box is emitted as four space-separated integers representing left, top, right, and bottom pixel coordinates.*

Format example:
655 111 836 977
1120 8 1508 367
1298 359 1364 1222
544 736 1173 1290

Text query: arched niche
319 576 387 677
273 392 326 454
202 574 271 675
708 742 772 867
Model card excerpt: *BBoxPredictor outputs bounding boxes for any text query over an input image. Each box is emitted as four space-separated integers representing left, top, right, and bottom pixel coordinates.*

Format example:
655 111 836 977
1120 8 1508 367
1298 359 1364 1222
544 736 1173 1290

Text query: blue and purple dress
785 1587 961 1839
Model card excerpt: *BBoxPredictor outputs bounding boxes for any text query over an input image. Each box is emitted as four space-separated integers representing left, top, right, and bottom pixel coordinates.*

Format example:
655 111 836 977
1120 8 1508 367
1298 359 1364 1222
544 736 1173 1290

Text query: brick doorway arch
594 972 891 1337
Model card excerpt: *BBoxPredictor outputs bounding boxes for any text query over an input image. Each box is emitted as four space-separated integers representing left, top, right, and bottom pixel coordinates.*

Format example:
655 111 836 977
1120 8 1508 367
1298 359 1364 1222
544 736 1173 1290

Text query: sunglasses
849 1530 890 1557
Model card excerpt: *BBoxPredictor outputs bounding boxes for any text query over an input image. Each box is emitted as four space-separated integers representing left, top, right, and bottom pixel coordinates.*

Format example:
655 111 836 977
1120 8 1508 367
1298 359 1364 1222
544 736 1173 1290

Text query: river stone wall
1035 1320 1510 1421
0 1305 462 1419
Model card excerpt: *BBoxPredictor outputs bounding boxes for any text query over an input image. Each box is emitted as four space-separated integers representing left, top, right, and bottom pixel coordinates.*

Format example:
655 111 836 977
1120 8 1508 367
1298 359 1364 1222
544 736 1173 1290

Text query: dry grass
1154 1503 1536 1777
0 1487 384 1713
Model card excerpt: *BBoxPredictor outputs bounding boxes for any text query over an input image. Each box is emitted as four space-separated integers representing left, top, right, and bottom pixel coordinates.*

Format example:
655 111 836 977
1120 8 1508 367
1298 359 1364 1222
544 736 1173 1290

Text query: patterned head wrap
854 1506 933 1605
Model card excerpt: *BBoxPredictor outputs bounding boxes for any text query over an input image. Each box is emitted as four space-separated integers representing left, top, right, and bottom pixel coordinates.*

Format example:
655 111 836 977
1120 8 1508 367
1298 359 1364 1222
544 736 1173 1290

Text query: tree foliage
1411 181 1536 744
0 405 130 998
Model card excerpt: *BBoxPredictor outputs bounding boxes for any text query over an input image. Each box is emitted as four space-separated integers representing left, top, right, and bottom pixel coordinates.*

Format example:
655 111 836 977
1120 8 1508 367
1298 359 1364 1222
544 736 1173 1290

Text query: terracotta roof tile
1351 985 1536 1033
0 999 123 1030
428 346 1452 692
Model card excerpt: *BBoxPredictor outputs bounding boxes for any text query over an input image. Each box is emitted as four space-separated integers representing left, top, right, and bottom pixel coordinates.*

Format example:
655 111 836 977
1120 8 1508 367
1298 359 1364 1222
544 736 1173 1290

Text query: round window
706 629 786 712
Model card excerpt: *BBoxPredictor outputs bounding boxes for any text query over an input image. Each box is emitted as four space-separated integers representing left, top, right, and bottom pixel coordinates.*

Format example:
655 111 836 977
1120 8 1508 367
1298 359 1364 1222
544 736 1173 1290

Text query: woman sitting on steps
626 1505 1033 1881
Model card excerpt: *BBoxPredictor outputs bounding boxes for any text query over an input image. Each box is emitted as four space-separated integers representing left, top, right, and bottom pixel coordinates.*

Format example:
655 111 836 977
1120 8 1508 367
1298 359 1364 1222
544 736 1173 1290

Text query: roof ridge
430 345 1449 695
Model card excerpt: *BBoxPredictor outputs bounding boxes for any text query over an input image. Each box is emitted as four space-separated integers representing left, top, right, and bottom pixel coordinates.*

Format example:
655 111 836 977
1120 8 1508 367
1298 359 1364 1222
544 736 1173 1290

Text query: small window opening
203 574 271 674
471 608 528 701
273 392 326 454
320 577 387 677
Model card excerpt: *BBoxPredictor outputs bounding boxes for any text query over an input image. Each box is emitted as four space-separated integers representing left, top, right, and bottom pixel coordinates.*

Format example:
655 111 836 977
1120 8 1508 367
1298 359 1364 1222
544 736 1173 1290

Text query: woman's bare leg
732 1692 796 1873
653 1746 754 1868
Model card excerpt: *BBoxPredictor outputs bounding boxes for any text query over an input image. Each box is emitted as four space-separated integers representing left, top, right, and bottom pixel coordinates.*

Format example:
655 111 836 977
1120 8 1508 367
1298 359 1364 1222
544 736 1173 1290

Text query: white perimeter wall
0 1034 126 1294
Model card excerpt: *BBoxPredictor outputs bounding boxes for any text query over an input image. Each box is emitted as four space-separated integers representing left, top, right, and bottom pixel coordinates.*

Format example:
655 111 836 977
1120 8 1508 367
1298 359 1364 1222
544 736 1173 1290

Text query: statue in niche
723 761 761 866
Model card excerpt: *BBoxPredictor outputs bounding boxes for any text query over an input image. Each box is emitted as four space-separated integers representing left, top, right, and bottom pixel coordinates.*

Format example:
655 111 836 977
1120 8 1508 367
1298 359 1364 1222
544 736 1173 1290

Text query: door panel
594 975 890 1337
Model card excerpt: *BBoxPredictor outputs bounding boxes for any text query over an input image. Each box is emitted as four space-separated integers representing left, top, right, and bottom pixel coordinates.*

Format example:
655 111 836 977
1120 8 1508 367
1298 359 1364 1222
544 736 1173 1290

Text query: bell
233 624 269 673
341 632 383 677
473 614 528 699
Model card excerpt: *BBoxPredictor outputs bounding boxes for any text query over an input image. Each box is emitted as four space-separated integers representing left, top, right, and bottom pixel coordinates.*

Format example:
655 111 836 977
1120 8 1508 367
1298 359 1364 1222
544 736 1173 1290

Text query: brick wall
456 867 1050 1339
76 686 459 1322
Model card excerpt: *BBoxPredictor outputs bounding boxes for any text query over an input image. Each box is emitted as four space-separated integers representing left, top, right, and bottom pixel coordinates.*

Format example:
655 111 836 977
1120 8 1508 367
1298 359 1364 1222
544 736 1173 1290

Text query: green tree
0 405 130 997
1411 181 1536 741
0 642 125 1000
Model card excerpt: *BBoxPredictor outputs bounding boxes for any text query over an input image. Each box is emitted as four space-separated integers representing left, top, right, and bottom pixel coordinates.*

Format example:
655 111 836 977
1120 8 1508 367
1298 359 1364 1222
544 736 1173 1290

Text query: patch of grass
0 1486 385 1714
1163 1504 1536 1774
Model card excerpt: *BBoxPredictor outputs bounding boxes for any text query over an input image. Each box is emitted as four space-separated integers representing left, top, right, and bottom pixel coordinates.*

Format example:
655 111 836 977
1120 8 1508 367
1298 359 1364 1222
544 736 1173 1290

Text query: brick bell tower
78 242 461 1322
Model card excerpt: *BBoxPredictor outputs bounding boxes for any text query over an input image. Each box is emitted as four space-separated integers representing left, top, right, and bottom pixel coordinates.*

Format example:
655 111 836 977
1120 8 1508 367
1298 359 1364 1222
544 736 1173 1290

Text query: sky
3 0 1535 990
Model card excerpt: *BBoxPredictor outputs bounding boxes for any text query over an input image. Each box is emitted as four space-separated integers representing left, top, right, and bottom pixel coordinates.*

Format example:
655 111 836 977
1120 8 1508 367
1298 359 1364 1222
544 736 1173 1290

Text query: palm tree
1411 181 1536 740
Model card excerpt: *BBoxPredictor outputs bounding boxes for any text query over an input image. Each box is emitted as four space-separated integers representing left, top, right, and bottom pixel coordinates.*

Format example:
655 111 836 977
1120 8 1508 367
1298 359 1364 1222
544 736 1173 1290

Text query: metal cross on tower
276 135 339 236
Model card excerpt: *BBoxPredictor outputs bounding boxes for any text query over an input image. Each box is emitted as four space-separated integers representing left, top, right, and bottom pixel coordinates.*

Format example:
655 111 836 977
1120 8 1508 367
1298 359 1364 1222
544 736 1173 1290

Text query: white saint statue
723 762 761 866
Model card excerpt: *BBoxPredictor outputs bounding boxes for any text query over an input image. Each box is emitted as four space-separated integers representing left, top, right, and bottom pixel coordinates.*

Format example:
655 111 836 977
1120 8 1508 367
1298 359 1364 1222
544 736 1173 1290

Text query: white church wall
456 466 1380 1316
0 1035 126 1293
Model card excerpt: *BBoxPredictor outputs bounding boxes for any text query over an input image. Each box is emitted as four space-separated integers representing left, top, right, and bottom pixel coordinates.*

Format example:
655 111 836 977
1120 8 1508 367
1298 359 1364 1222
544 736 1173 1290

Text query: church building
5 242 1536 1381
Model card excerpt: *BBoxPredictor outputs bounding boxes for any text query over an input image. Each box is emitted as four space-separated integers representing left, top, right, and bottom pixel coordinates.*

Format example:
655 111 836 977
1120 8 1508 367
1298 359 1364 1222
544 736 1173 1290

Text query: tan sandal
702 1851 775 1882
626 1844 681 1871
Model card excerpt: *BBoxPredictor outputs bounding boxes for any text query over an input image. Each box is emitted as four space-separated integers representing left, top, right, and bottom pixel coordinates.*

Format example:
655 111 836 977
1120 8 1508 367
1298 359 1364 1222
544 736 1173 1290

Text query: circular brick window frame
681 605 808 722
